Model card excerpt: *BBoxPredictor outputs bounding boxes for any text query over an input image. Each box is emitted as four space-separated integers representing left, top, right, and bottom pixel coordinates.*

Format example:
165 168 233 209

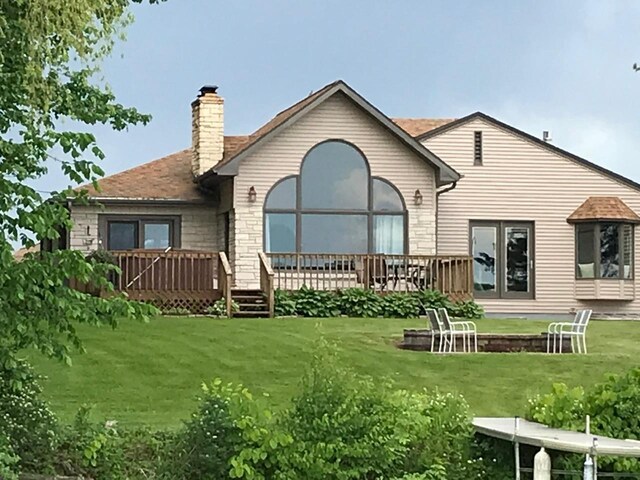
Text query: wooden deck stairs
231 289 270 318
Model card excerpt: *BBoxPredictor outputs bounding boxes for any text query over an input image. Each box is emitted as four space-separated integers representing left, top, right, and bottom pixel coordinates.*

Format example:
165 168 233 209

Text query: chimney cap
199 85 219 96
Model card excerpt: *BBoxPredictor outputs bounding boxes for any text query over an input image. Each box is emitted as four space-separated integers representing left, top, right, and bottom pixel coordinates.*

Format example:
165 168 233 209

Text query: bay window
576 223 633 279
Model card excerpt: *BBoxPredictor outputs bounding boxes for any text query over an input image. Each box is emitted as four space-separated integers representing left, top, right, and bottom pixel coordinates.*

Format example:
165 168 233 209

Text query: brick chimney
191 85 224 176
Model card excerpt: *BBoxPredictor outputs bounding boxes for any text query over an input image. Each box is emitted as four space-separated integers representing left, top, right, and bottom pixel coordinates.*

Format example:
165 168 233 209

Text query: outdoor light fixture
248 186 257 203
414 189 423 206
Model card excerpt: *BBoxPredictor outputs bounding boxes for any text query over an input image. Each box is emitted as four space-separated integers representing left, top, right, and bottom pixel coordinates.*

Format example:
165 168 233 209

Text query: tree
0 0 165 386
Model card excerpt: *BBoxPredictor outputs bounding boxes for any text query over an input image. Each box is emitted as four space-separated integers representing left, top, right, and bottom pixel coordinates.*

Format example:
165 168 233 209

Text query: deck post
514 416 521 480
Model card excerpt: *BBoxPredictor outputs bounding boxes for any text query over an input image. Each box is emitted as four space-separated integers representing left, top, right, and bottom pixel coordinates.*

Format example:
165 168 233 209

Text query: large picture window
99 216 180 250
264 140 407 254
470 221 534 299
576 223 633 279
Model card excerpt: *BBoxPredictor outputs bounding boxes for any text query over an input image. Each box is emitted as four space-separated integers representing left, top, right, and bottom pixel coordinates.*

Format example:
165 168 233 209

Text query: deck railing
265 253 473 300
259 252 275 317
112 249 218 292
218 251 233 317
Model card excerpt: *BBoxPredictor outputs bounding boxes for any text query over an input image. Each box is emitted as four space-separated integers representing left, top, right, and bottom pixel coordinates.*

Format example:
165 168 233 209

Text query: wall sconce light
414 189 423 206
248 186 257 203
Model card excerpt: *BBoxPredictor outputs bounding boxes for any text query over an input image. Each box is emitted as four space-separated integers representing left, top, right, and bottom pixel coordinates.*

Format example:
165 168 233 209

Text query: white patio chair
547 309 592 354
439 308 478 353
426 308 451 353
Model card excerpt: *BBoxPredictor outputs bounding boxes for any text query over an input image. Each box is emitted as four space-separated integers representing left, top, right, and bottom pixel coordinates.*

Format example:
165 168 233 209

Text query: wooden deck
110 249 229 314
73 250 473 316
265 253 474 302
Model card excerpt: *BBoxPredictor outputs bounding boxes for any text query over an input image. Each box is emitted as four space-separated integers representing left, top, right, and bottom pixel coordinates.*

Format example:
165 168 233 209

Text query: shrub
294 285 340 317
230 339 482 480
162 380 245 480
449 299 484 319
380 292 420 318
163 307 192 316
338 287 382 317
414 289 452 314
206 297 240 317
0 362 59 472
526 368 640 474
0 431 19 480
274 289 297 317
53 406 170 480
86 249 117 265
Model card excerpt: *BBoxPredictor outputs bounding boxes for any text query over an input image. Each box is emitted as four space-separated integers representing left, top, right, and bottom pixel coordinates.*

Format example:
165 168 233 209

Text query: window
264 140 407 254
474 131 483 166
470 221 534 298
100 216 180 250
576 223 633 279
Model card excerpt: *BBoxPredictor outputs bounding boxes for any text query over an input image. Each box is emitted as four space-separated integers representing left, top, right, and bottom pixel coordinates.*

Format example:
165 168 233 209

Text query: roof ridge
250 80 342 137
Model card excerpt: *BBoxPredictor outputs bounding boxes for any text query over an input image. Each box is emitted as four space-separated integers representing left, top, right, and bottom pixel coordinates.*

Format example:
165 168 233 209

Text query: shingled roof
82 136 249 201
567 196 640 223
391 118 455 137
83 92 454 201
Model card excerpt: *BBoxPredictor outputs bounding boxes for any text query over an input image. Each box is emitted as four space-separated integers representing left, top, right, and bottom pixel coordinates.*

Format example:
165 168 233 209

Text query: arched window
264 140 407 254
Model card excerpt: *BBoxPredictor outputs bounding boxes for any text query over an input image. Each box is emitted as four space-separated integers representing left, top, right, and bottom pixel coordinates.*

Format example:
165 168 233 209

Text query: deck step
231 289 270 318
231 289 263 296
233 310 270 318
237 303 268 312
233 295 266 303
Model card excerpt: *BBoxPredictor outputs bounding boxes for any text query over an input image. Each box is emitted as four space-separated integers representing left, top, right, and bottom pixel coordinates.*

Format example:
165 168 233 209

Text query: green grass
28 316 640 429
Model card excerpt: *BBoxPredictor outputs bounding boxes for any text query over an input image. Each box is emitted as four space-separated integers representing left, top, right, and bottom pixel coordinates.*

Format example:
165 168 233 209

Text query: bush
449 299 484 319
229 339 482 480
294 285 340 317
163 380 245 480
0 431 19 480
381 292 420 318
53 406 170 480
526 368 640 474
274 289 297 317
0 362 59 472
206 297 240 317
414 289 452 314
338 288 382 317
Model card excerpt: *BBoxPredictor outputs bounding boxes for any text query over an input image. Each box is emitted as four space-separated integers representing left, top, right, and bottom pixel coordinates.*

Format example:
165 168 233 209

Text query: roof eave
420 111 640 193
567 217 640 224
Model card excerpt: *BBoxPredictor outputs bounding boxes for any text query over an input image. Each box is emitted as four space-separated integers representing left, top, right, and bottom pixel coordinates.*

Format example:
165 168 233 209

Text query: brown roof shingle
81 82 455 202
391 118 456 137
82 136 249 201
567 196 640 223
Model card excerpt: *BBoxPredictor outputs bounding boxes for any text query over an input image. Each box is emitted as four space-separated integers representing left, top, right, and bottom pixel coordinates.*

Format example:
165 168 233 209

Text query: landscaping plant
274 289 297 317
337 287 383 317
380 292 421 318
294 285 340 317
527 367 640 474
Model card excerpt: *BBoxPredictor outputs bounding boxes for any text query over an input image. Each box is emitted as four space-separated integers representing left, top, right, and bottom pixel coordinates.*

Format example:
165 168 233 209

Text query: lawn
28 316 640 429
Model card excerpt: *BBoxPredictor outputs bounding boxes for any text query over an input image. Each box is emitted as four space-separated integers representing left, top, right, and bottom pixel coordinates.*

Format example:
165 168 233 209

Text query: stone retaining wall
401 329 573 353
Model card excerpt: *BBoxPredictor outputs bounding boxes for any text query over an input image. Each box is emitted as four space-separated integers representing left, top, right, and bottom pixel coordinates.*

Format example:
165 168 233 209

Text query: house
63 80 640 318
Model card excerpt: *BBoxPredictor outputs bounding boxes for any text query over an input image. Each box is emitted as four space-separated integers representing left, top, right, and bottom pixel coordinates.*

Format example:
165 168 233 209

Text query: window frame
469 220 535 299
574 222 634 280
98 215 181 251
263 139 408 254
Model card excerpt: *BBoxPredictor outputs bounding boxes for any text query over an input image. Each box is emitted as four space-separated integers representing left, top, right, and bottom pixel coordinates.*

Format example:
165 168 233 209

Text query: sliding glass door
471 221 534 299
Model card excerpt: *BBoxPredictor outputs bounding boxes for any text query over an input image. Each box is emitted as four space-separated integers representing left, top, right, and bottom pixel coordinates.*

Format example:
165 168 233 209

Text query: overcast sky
36 0 640 191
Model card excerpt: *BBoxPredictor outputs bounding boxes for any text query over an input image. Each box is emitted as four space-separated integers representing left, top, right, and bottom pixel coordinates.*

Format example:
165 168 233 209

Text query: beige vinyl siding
69 204 219 253
424 118 640 315
233 92 437 288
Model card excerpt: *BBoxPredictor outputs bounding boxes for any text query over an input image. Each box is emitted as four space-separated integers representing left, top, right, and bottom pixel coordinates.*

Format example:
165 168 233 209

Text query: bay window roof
567 196 640 224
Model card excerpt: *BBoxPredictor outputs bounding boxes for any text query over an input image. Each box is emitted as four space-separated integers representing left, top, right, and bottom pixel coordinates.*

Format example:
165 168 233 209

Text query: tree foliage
0 0 164 383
